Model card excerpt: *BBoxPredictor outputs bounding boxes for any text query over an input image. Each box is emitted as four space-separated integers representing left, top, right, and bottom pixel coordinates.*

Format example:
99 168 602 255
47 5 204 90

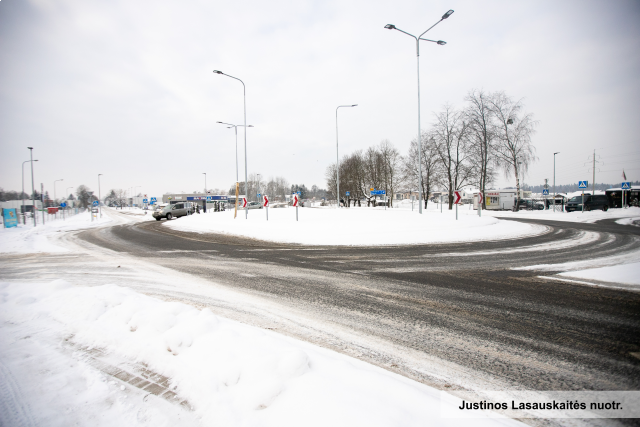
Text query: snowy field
164 203 544 246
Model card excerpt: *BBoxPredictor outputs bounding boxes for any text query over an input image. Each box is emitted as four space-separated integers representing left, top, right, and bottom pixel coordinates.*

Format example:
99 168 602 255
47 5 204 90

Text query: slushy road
50 214 640 392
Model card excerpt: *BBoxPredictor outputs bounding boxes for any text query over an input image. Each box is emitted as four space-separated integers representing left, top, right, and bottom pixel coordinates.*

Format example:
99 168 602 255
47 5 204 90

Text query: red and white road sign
477 192 483 204
241 197 247 208
263 195 269 207
293 194 299 207
453 191 462 204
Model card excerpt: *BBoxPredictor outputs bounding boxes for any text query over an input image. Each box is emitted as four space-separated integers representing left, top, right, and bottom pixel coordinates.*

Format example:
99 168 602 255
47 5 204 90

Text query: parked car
153 202 195 220
247 201 263 209
516 199 544 210
565 194 609 212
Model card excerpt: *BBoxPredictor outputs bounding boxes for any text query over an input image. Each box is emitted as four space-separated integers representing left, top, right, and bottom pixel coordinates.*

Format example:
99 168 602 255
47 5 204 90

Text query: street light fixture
553 152 560 212
384 10 453 213
28 147 36 226
98 174 103 217
21 159 38 224
217 122 254 184
213 70 249 219
336 104 358 208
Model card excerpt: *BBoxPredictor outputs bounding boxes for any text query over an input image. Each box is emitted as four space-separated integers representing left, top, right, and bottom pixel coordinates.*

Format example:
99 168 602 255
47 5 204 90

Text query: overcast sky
1 0 639 199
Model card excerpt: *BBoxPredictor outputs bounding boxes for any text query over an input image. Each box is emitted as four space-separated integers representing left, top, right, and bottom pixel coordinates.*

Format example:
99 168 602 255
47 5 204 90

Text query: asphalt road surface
69 212 640 402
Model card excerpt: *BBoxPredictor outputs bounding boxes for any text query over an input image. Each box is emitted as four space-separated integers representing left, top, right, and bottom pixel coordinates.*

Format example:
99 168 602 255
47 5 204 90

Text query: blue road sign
622 182 631 190
371 190 386 195
542 189 549 196
346 191 350 196
3 208 18 228
60 202 67 208
143 198 148 203
258 193 261 197
150 201 155 205
578 181 588 189
150 197 157 202
92 200 99 207
297 191 301 196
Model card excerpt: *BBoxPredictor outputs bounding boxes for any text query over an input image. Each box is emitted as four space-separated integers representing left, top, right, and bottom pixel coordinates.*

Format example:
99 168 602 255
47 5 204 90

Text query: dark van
565 195 609 212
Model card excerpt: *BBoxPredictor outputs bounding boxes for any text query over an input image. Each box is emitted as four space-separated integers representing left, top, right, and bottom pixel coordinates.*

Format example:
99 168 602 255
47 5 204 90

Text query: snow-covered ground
0 280 520 427
486 206 640 223
0 208 526 426
164 204 544 246
558 262 640 286
0 211 113 253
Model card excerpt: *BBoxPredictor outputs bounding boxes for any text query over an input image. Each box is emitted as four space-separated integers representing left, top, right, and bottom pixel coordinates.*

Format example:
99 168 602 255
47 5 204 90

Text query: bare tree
489 92 537 208
432 105 474 209
378 140 403 207
404 131 441 209
465 89 498 208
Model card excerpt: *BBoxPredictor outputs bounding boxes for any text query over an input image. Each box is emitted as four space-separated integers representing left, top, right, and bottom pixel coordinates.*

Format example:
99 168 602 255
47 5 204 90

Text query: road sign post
578 181 588 213
263 195 269 220
477 192 483 217
622 182 630 209
453 191 462 220
293 194 299 221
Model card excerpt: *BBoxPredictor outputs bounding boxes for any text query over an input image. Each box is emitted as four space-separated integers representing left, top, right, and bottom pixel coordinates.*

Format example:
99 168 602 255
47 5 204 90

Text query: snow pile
558 262 640 287
165 206 541 246
0 211 112 253
487 206 640 223
0 280 519 427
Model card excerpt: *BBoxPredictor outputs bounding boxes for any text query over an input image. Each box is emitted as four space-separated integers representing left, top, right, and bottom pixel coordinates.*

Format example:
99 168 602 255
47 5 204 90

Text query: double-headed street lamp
22 159 38 224
213 70 249 219
385 9 454 214
336 104 358 208
217 122 254 184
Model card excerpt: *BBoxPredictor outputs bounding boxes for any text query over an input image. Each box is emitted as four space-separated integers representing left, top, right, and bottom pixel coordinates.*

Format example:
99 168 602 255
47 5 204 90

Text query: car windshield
568 196 582 202
163 205 173 211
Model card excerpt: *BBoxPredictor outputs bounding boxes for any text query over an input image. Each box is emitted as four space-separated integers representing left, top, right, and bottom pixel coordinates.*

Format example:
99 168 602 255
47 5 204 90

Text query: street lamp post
203 173 207 194
553 152 559 212
216 122 254 184
336 104 358 208
257 173 261 204
98 174 103 217
213 70 249 219
54 179 63 205
28 147 36 226
22 159 38 224
385 9 453 214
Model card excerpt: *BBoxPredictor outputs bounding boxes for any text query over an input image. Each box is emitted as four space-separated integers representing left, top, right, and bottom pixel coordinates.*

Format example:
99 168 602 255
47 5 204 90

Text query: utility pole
592 149 595 194
28 147 36 226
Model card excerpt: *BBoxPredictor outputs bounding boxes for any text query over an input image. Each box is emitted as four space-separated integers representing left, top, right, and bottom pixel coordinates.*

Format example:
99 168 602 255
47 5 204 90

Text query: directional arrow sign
293 194 299 207
453 191 462 205
60 202 67 208
542 189 549 196
578 181 588 189
477 192 483 204
622 182 631 190
263 195 269 207
241 198 247 208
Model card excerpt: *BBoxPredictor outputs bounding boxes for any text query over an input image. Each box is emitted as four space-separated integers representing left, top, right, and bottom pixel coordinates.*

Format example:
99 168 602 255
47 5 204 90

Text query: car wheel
585 206 590 212
166 213 172 220
603 205 608 212
155 217 161 221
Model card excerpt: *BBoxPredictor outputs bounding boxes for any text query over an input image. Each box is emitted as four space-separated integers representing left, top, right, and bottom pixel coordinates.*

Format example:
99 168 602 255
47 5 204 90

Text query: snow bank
0 212 112 253
0 280 520 427
558 262 640 287
164 206 541 246
487 206 640 223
